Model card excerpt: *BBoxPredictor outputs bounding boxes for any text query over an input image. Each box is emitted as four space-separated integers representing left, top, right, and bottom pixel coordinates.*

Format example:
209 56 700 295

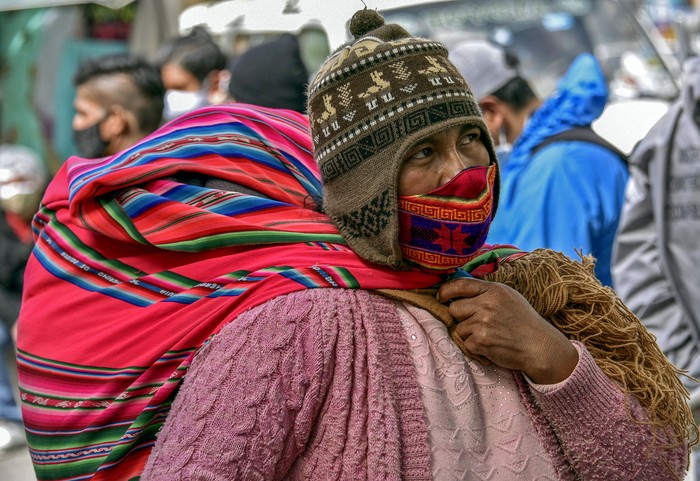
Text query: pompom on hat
307 8 499 269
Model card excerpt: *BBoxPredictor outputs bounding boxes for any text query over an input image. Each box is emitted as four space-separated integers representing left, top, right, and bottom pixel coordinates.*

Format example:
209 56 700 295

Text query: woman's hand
437 277 578 384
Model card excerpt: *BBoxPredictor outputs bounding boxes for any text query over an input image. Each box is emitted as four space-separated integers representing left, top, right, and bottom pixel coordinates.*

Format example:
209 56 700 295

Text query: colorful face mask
397 163 496 271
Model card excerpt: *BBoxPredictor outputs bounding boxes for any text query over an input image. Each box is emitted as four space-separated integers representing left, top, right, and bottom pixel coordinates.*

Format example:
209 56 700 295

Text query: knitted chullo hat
308 9 499 269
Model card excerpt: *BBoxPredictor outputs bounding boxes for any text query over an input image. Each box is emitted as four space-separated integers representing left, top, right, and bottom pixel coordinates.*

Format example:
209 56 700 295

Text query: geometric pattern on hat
332 188 391 238
310 39 468 162
321 97 479 182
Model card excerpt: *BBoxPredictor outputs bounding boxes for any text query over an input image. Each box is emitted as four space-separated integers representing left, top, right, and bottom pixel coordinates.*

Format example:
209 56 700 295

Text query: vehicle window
381 0 679 100
583 1 679 100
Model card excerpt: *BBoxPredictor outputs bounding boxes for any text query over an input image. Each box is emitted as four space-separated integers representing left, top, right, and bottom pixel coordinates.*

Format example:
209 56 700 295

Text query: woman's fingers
437 277 488 303
440 277 578 383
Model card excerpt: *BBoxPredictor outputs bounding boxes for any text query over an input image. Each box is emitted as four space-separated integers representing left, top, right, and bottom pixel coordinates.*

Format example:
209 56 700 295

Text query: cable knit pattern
141 289 432 481
141 289 688 481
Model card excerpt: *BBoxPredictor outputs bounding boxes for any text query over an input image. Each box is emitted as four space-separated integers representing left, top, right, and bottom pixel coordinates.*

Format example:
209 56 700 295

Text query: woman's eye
459 131 480 146
410 147 432 160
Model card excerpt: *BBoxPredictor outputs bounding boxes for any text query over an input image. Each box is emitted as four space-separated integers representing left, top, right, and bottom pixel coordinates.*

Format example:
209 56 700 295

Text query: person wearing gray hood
613 55 700 475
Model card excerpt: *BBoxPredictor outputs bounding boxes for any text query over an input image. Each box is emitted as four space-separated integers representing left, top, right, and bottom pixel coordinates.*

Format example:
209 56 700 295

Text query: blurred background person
613 56 700 476
157 26 228 121
449 40 541 167
0 144 47 451
450 41 629 287
72 53 165 159
226 33 308 113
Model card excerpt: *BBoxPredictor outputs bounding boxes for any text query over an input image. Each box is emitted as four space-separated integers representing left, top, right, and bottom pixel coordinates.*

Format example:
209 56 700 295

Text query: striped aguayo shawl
16 104 521 481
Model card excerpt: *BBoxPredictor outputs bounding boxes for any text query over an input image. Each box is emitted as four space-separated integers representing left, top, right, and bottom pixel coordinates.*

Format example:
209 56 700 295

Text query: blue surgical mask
163 89 208 122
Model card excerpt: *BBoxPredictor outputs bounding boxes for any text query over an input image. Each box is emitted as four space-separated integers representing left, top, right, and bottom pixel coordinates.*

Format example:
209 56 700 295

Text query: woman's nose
438 150 466 186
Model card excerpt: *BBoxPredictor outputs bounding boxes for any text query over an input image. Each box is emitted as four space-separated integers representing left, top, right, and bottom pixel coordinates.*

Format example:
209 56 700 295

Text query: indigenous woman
18 10 693 481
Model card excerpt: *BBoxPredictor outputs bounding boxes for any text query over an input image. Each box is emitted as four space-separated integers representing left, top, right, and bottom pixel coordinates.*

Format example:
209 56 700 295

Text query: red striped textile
16 104 521 480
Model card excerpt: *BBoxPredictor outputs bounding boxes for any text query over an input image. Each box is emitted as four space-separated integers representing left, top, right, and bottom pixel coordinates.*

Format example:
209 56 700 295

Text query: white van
180 0 682 153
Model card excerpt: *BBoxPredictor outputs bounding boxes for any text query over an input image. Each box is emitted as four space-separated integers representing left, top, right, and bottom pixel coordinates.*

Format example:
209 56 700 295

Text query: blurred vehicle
178 0 335 79
673 6 700 60
179 0 682 154
378 0 682 154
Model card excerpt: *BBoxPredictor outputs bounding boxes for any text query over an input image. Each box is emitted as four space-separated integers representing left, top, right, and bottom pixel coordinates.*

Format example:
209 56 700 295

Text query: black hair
158 26 227 83
227 33 308 113
74 53 165 133
490 50 537 112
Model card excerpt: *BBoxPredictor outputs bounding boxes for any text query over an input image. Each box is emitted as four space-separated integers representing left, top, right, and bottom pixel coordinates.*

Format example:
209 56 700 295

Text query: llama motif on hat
308 9 498 268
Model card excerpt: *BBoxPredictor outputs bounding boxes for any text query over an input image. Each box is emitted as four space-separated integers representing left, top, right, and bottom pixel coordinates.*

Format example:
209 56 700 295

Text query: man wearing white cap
450 41 629 287
449 40 541 166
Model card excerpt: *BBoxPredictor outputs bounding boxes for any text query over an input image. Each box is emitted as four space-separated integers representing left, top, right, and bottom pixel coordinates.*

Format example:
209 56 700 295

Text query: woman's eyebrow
459 124 481 134
406 137 433 153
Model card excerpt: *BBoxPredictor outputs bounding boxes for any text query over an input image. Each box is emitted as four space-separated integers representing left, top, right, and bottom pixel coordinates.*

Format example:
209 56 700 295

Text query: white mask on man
162 89 208 122
495 125 513 167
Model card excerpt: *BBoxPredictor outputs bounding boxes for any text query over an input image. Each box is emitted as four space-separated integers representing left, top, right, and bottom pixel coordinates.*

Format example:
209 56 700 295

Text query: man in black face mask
72 53 165 158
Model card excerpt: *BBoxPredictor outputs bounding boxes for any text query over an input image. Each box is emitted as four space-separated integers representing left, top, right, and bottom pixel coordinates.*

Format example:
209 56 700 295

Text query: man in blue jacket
450 41 628 286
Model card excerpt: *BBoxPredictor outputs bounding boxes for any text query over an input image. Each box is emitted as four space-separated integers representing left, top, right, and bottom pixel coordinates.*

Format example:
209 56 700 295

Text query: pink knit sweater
141 289 687 480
